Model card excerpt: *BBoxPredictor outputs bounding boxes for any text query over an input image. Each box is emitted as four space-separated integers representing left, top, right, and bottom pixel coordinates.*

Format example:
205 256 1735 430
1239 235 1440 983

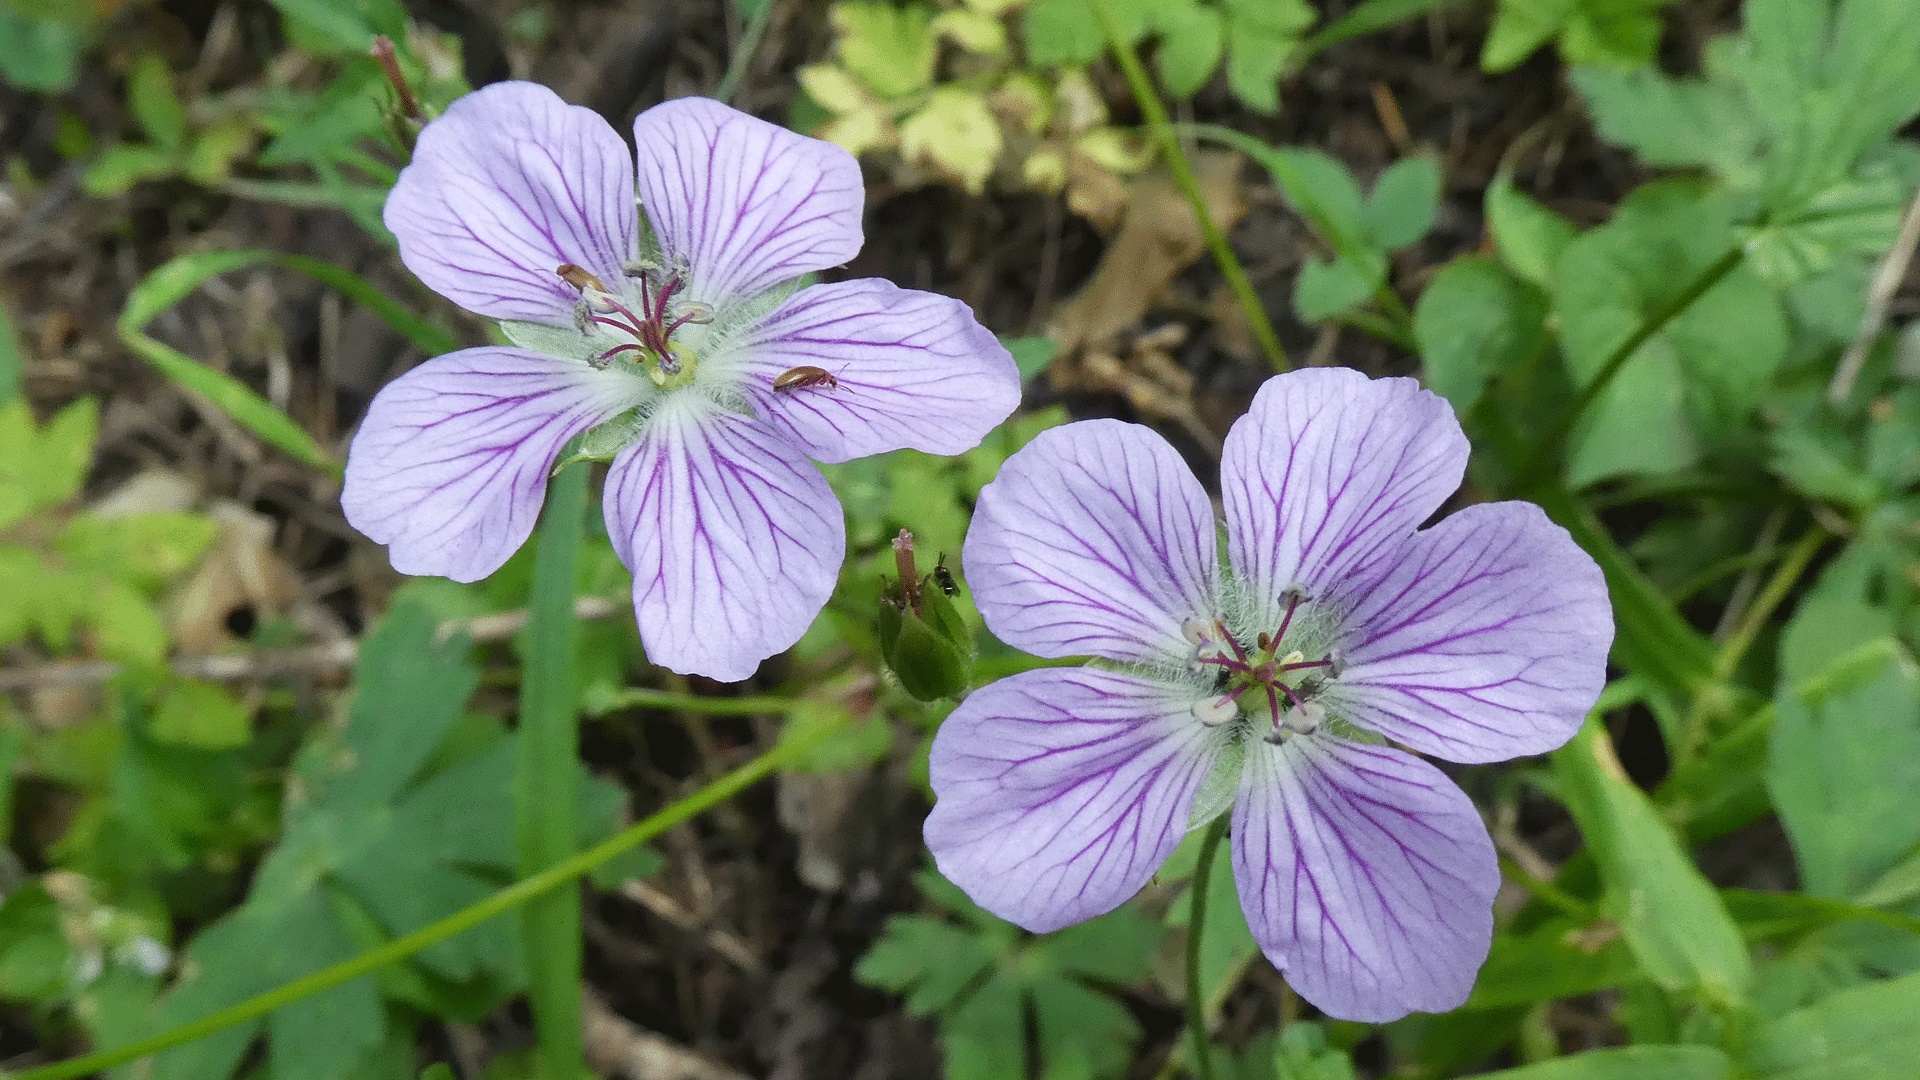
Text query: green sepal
876 582 974 702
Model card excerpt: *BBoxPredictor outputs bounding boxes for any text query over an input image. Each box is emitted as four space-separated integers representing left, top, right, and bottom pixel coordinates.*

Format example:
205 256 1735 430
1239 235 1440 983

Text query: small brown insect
772 365 841 394
555 263 608 292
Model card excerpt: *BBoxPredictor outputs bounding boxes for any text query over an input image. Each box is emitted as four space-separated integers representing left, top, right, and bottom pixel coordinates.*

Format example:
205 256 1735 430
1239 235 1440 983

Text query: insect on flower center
556 263 712 388
1183 589 1340 743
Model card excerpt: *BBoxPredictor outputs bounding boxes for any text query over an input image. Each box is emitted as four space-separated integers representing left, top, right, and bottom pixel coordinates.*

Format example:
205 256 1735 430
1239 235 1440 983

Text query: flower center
556 263 711 388
1183 589 1341 743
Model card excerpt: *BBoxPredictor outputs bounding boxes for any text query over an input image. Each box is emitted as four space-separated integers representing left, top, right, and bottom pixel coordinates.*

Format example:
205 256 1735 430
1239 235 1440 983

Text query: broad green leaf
1363 155 1441 250
834 0 938 98
0 7 83 92
0 882 72 1003
1464 916 1642 1009
1486 175 1577 288
899 86 1003 192
150 678 252 750
1029 975 1139 1080
126 53 187 150
855 914 998 1014
1043 903 1164 983
1553 180 1785 484
1777 546 1897 690
1767 638 1920 900
1223 21 1292 113
1472 1045 1731 1080
1024 0 1155 66
1150 1 1225 99
1743 969 1920 1079
1414 255 1549 413
1554 719 1752 1003
944 974 1027 1080
1295 253 1382 321
1002 334 1060 382
0 397 96 529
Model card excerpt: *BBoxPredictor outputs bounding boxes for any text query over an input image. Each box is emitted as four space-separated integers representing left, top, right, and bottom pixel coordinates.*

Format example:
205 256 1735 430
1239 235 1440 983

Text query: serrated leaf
1768 638 1920 901
1553 720 1752 1003
1415 255 1549 414
854 914 997 1014
319 601 479 810
1150 2 1225 99
1223 22 1292 113
1041 903 1164 983
0 397 96 529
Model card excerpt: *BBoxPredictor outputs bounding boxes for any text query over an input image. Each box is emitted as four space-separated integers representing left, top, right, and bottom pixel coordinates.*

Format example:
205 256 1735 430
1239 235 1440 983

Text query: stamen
1191 695 1239 726
1272 587 1307 648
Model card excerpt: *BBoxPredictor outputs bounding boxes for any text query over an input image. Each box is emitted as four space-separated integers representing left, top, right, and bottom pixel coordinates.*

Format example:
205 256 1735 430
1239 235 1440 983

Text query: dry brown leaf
167 500 301 656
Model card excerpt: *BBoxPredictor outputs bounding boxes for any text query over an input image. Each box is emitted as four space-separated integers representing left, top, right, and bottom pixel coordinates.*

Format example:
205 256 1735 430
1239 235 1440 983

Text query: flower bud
877 581 974 701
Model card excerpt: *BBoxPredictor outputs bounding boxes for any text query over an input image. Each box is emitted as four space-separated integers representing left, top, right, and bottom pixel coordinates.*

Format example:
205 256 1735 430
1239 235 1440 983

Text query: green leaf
1486 175 1577 289
1742 969 1920 1079
1363 155 1440 250
1767 638 1920 900
1002 334 1060 382
1414 255 1549 413
1149 1 1225 99
1029 975 1139 1080
1222 17 1295 113
56 512 218 592
1023 0 1106 66
944 974 1027 1080
1553 180 1785 485
1294 253 1382 321
0 7 83 92
126 53 188 150
1553 719 1753 1003
1042 903 1164 983
1471 1045 1731 1080
150 678 253 750
0 882 73 1003
834 0 938 98
855 914 997 1014
0 396 96 529
1465 916 1643 1009
318 601 479 811
83 143 181 196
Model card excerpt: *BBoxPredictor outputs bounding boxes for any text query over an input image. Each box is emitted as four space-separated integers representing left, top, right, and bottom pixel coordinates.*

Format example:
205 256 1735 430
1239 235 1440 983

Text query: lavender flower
924 369 1611 1021
342 83 1019 681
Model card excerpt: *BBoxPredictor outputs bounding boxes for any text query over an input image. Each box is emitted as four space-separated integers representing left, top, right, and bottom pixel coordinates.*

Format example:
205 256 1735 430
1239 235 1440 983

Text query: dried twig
1830 181 1920 404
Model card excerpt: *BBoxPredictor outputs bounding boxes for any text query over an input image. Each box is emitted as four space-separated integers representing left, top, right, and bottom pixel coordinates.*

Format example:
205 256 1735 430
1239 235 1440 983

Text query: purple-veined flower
924 368 1611 1021
341 83 1020 682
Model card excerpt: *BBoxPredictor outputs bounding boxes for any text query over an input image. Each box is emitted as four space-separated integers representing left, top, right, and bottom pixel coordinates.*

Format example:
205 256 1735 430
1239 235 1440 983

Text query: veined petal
926 668 1227 932
633 98 863 305
964 420 1220 665
1222 369 1468 623
604 396 844 682
384 81 637 324
1329 502 1612 763
1232 737 1498 1022
713 279 1019 463
342 347 643 583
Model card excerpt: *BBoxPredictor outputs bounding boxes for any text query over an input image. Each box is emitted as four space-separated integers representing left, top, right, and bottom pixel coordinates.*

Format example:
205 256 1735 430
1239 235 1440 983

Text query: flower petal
1328 501 1612 763
711 279 1020 463
633 98 863 304
1221 369 1468 621
343 347 644 582
385 81 637 324
964 420 1220 665
1232 737 1498 1022
926 668 1226 932
603 395 844 682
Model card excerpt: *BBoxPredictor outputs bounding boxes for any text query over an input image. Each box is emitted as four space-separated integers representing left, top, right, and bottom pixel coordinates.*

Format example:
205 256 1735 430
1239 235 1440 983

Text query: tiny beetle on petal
772 365 841 394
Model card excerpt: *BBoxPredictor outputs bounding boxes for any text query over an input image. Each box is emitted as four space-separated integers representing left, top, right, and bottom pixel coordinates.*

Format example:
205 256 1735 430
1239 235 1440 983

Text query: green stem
1512 247 1744 495
715 0 775 105
8 721 838 1080
1713 525 1826 683
1186 816 1229 1080
518 463 590 1080
1085 0 1289 374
